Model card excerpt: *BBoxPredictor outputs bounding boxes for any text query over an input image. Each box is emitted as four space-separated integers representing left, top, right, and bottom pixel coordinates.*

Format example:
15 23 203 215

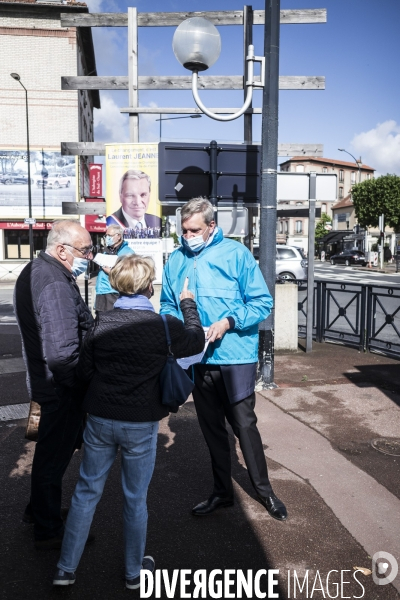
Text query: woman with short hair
53 254 204 590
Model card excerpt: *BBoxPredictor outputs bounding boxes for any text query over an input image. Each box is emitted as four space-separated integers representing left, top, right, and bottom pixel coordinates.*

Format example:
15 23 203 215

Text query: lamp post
338 148 366 256
155 114 202 141
338 148 361 183
11 73 34 261
172 17 265 121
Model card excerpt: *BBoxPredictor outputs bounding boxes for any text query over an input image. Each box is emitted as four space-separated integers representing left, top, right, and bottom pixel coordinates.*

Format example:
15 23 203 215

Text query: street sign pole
209 140 218 224
306 172 317 352
257 0 280 388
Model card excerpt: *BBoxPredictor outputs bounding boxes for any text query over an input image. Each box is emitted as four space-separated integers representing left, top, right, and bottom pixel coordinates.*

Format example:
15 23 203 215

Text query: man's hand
180 277 195 301
207 318 230 343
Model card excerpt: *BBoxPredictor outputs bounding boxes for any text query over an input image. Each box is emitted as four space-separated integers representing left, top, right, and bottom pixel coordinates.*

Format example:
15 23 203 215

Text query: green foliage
315 213 332 239
352 174 400 231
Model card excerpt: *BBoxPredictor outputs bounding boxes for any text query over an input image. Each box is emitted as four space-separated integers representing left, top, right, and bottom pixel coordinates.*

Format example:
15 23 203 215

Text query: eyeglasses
62 243 94 258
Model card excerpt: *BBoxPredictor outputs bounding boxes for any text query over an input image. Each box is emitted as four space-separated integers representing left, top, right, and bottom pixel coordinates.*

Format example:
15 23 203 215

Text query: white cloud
94 93 129 143
139 102 160 142
351 120 400 176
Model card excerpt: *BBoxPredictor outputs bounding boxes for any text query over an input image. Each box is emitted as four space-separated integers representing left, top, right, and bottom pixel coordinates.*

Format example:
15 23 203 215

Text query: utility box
275 283 298 352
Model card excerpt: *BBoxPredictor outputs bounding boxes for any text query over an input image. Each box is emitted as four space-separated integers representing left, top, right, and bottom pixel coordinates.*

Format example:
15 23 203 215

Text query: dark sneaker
23 507 69 525
35 532 95 551
53 569 76 586
126 556 155 590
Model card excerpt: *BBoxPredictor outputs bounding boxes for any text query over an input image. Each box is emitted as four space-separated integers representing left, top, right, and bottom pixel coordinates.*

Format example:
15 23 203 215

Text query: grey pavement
0 331 400 597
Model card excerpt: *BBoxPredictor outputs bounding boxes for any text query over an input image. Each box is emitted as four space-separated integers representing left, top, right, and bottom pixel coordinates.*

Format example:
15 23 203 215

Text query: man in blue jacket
95 224 134 314
160 198 287 521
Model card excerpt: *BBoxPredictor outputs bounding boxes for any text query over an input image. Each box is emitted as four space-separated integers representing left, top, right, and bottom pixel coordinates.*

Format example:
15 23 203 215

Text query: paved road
315 263 400 287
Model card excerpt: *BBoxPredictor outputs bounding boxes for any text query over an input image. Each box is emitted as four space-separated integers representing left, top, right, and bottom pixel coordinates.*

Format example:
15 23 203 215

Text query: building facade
0 0 99 271
278 156 375 250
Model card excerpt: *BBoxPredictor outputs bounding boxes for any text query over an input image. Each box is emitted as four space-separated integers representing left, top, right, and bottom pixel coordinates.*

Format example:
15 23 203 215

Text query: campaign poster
0 149 77 219
105 143 162 239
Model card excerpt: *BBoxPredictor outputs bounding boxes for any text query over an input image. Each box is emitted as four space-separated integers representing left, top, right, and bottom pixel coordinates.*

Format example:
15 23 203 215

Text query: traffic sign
24 218 36 225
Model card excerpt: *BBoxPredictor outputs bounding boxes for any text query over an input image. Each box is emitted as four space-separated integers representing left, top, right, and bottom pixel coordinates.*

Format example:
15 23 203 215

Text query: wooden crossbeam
61 75 325 91
61 142 323 157
60 9 326 28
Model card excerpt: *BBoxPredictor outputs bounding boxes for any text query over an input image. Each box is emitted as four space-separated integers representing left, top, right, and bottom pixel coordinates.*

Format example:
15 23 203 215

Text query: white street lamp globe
172 17 221 72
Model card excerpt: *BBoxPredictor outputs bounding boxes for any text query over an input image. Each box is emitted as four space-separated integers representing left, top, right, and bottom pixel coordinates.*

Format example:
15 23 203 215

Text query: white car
37 173 71 189
253 244 308 280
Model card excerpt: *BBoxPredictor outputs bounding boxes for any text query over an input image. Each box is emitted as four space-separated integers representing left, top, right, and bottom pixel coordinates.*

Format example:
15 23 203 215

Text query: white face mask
182 227 210 253
65 247 88 277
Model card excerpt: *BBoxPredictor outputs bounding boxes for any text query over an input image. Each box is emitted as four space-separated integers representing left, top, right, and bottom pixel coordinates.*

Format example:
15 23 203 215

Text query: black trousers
192 365 273 499
29 393 84 540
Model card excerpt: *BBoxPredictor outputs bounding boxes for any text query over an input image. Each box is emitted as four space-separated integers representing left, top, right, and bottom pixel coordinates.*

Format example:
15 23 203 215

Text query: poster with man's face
105 143 161 238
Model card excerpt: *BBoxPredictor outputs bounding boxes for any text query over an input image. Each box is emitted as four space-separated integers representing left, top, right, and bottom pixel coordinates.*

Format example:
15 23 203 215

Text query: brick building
278 156 375 249
0 0 99 270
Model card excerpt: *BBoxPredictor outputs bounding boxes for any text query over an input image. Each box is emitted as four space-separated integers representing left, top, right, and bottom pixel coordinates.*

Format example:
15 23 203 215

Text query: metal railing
294 279 400 359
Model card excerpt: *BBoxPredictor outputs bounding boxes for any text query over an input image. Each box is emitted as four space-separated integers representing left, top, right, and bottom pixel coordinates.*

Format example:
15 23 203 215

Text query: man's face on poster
120 177 150 220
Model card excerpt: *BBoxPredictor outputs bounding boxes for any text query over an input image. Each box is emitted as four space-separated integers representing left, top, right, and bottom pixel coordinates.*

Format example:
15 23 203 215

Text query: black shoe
258 493 288 521
23 507 69 525
192 495 234 516
35 532 95 551
53 569 76 586
126 556 155 590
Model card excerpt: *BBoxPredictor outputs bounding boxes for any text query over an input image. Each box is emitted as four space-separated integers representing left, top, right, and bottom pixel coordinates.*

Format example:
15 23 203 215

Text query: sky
86 0 400 176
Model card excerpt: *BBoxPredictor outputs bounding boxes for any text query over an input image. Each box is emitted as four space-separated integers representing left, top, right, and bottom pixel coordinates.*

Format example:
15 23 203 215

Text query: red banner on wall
0 221 53 230
89 163 103 197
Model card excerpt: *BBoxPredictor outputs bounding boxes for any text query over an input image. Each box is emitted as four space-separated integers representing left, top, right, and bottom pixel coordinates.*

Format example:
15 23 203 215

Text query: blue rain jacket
95 241 134 295
160 228 273 364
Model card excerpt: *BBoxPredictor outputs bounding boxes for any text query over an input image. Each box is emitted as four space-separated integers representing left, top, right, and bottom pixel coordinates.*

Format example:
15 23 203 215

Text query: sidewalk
0 338 399 598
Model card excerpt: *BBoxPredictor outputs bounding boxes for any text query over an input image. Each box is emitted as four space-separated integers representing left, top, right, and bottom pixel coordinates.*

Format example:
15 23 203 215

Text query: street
315 263 400 287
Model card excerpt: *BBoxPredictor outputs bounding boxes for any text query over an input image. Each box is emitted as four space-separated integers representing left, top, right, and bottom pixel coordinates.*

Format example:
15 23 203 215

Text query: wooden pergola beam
61 75 325 91
61 142 324 157
60 9 327 28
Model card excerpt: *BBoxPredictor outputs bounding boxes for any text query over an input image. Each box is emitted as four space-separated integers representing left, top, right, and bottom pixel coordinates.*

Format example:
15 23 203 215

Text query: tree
352 174 400 231
315 213 332 238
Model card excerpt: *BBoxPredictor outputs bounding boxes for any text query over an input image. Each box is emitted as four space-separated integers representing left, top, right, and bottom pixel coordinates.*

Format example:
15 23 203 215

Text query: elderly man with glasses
14 219 95 549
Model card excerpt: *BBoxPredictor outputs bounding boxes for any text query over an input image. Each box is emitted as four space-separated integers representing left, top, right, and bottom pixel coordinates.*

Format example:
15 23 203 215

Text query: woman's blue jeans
57 414 159 580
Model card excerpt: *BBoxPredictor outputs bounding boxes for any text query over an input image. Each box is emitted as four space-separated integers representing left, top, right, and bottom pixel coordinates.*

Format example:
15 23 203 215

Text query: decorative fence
296 280 400 359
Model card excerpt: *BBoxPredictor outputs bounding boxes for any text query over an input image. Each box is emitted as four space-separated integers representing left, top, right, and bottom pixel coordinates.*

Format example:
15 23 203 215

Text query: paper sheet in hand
177 328 209 370
93 254 118 268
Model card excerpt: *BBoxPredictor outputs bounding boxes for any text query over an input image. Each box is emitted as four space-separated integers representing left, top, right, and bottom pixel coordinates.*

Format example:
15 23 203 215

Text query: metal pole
380 213 384 270
209 140 218 225
23 85 34 261
257 0 280 388
306 172 316 352
243 5 254 252
159 114 162 141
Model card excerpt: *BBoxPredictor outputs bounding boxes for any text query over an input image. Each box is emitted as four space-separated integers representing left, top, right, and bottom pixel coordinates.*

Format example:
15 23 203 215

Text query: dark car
0 172 32 185
330 250 366 266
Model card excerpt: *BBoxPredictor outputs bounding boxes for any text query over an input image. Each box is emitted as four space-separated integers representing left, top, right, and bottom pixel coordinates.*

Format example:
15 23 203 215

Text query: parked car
0 172 32 185
330 250 366 267
253 244 308 280
36 173 71 189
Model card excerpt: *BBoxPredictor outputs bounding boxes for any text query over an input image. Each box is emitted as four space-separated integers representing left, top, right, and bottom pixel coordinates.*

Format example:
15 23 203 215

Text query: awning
316 231 350 244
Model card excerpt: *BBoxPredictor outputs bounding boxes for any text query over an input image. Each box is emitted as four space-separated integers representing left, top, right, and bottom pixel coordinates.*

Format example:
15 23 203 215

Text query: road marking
0 357 26 374
0 403 29 421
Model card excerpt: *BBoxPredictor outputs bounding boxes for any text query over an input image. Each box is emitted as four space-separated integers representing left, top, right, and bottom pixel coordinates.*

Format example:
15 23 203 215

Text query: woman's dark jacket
76 298 204 422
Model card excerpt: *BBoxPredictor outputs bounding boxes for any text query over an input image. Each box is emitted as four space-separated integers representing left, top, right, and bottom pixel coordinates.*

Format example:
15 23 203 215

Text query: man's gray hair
181 197 215 225
106 224 124 237
119 170 151 195
46 220 83 250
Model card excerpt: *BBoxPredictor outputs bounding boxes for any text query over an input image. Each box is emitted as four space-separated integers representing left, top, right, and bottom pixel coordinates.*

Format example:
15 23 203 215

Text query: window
339 170 344 182
321 203 327 213
296 165 305 173
277 247 296 259
339 187 343 198
295 220 303 233
279 221 283 234
350 171 356 184
284 221 288 233
322 167 328 173
367 173 372 180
